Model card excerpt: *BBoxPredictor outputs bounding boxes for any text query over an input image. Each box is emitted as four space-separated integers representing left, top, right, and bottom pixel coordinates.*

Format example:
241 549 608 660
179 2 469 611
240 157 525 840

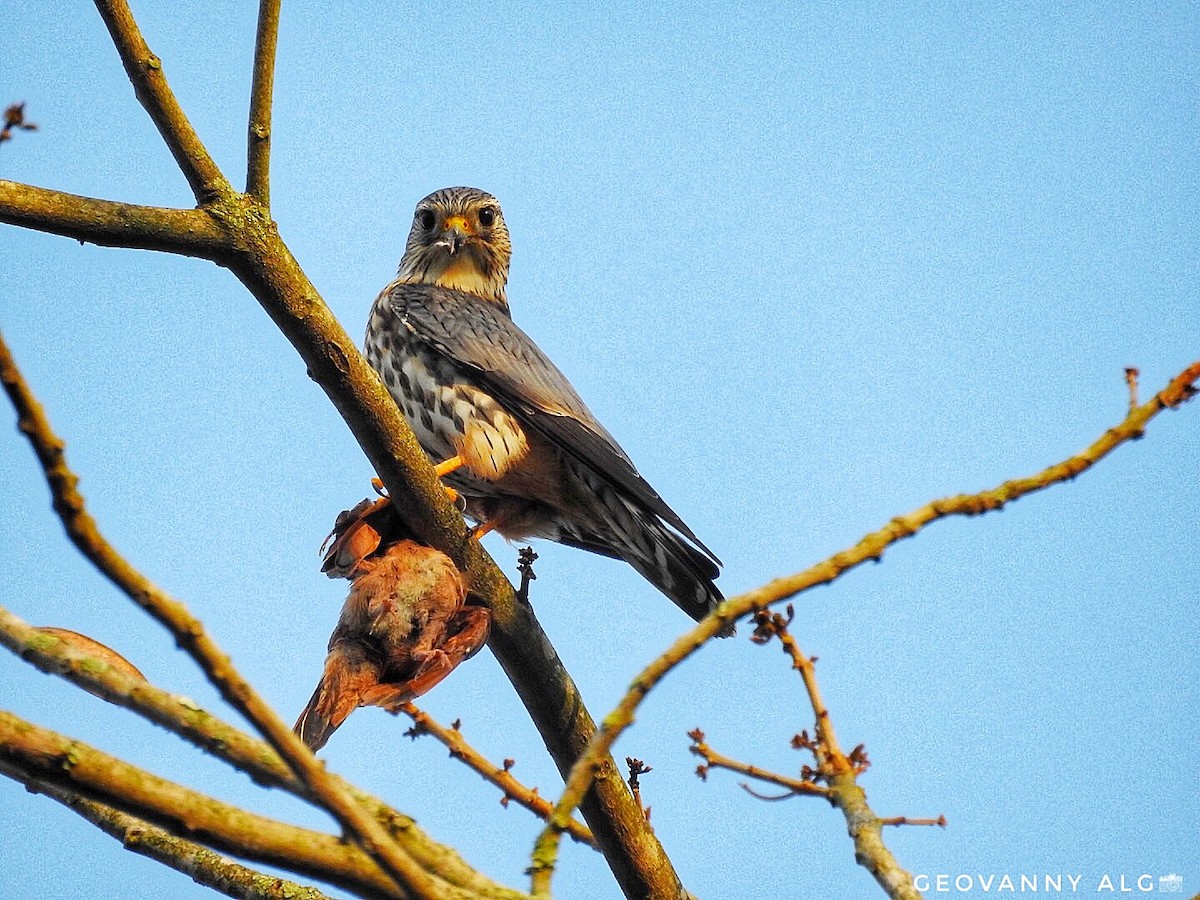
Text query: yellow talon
434 455 466 477
468 520 497 541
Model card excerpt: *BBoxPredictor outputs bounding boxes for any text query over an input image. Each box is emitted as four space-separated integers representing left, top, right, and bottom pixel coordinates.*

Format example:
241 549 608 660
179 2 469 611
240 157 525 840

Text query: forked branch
0 711 417 899
747 608 924 899
0 0 680 876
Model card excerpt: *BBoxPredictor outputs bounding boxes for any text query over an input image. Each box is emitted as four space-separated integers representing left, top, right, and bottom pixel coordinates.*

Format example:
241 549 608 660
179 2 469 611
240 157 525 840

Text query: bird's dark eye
477 206 496 227
417 209 436 231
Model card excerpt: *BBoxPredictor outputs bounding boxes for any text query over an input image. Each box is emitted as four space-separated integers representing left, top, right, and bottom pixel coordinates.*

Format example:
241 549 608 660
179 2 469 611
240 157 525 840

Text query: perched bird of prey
364 186 723 625
295 499 490 751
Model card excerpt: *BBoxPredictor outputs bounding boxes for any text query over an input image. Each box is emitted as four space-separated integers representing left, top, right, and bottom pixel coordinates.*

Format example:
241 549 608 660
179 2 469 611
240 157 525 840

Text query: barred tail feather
565 519 728 632
625 525 729 633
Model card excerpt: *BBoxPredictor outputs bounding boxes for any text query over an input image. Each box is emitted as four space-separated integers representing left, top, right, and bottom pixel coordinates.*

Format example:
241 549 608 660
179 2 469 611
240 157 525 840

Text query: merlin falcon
364 187 722 624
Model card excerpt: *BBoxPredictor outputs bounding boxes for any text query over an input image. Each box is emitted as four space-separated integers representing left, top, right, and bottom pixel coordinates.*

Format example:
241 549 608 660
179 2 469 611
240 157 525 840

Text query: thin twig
530 362 1200 897
516 547 538 604
246 0 280 203
625 758 652 820
878 817 946 828
1124 367 1139 412
751 608 847 770
688 730 829 799
401 704 596 848
92 0 228 200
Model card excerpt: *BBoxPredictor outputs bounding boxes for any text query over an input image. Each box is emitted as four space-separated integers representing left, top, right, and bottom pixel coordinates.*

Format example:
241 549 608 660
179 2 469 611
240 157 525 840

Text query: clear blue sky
1 3 1196 898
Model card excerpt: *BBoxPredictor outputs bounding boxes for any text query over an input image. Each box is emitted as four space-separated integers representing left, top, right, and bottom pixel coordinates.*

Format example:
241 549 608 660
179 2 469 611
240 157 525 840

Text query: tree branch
827 770 922 900
749 609 921 900
401 703 596 848
0 181 229 258
688 732 829 800
246 0 280 203
16 776 333 900
0 329 472 900
92 0 229 201
0 605 517 899
0 711 435 899
0 178 679 897
531 361 1200 895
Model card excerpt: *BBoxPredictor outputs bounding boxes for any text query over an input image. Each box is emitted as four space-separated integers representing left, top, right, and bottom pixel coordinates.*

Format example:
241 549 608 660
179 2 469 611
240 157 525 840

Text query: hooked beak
436 215 471 255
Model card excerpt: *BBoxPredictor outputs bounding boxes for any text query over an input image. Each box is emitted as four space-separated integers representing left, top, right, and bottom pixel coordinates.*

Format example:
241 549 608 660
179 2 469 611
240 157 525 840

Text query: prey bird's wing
384 283 720 568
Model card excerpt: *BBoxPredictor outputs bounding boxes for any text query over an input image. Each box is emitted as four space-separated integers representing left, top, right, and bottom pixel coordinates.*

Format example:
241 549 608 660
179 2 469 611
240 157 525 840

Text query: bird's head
396 187 512 308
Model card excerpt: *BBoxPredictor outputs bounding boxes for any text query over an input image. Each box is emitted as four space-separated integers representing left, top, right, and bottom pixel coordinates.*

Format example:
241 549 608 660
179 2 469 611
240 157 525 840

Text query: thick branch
18 777 332 900
0 181 228 258
532 362 1200 894
829 772 922 900
0 179 678 897
0 711 419 899
92 0 228 200
0 605 517 898
246 0 280 202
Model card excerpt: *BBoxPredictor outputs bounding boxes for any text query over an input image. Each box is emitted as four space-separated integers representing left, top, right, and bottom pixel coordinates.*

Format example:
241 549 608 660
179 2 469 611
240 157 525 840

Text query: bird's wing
385 283 720 566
